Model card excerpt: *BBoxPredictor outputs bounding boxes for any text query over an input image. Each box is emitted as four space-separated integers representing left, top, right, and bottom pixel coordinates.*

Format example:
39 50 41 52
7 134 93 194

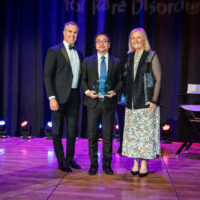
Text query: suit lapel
61 44 71 67
93 55 98 78
61 44 82 75
107 55 113 79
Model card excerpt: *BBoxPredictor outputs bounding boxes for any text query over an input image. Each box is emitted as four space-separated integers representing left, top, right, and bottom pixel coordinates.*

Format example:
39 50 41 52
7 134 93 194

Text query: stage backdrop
0 0 200 139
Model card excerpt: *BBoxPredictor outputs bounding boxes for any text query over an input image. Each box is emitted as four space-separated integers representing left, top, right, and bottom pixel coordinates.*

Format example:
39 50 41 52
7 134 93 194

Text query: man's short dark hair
94 33 111 43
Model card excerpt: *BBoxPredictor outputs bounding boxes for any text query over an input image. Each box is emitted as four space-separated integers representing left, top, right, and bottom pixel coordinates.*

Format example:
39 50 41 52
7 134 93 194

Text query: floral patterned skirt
122 107 161 159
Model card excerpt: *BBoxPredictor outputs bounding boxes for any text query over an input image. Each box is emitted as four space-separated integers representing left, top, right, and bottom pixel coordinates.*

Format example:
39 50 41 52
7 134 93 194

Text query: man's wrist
85 90 90 96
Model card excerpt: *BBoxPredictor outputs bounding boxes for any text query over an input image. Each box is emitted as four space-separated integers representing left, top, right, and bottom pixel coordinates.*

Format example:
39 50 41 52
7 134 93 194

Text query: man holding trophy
81 33 123 175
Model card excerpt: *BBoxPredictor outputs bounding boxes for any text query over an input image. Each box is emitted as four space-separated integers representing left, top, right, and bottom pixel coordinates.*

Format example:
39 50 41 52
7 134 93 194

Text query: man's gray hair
63 21 79 32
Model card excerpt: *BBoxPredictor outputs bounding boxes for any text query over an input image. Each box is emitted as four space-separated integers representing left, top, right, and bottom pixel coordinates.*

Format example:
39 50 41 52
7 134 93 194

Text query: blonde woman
122 28 162 177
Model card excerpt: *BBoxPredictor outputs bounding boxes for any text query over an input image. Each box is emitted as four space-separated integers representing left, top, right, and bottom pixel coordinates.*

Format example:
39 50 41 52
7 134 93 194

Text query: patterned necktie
69 45 76 50
100 56 106 77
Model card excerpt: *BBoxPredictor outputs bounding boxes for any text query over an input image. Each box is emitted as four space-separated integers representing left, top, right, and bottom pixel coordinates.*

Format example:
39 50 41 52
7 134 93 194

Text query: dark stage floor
0 137 200 200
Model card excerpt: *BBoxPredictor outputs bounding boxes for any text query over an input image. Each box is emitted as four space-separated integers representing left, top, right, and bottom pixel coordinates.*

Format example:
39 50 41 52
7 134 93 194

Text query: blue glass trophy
93 77 111 95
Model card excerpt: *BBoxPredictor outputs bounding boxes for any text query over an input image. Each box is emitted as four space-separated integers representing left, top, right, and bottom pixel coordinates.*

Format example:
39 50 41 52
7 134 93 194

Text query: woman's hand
145 101 157 113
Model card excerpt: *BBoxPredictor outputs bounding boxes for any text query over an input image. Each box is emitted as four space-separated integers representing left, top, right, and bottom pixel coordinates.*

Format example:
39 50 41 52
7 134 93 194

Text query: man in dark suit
44 21 83 172
81 33 123 175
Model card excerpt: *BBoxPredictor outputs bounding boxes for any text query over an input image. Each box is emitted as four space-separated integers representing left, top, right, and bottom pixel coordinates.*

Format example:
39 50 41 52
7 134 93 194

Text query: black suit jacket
44 43 83 104
81 54 123 109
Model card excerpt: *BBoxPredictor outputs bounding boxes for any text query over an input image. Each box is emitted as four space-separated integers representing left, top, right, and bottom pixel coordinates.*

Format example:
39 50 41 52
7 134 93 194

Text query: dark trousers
87 100 115 168
51 89 79 167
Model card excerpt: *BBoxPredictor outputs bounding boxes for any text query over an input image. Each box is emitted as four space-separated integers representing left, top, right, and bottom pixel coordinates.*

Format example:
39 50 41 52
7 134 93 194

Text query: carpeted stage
0 138 200 200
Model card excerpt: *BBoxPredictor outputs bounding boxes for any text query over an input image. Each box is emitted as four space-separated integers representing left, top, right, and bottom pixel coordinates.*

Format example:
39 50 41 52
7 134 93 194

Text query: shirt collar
63 40 75 50
97 52 109 60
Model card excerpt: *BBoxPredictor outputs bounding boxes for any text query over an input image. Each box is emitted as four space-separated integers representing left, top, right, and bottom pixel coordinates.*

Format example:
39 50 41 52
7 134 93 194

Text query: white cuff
85 90 90 96
49 96 56 100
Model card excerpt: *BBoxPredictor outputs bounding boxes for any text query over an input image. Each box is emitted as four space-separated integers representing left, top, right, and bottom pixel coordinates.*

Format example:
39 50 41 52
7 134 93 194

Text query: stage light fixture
99 124 102 129
114 124 120 139
115 124 119 130
0 120 7 138
161 123 173 144
98 123 103 141
162 124 170 131
45 121 53 140
21 121 31 139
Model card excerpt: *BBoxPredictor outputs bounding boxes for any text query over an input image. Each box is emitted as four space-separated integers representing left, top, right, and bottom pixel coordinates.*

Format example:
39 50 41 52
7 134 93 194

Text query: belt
99 96 104 102
71 88 79 91
71 88 79 93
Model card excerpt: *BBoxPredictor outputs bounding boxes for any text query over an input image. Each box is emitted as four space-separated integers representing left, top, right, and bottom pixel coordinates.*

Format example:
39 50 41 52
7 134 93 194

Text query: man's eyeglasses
96 40 109 44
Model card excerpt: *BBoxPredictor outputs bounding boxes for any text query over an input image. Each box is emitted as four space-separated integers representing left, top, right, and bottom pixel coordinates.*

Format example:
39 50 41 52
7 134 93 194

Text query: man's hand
50 98 59 111
104 90 116 98
145 101 157 113
87 91 100 99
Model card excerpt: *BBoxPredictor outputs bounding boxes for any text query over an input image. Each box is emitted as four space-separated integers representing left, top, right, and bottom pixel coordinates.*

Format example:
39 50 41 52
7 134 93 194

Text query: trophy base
93 92 110 95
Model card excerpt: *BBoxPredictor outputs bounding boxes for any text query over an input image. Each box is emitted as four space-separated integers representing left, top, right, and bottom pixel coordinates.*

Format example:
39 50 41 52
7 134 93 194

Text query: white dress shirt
97 53 109 77
63 40 80 89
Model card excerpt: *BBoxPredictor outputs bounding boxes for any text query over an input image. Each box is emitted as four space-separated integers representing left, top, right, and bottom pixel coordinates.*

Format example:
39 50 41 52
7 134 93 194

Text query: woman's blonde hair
128 28 151 53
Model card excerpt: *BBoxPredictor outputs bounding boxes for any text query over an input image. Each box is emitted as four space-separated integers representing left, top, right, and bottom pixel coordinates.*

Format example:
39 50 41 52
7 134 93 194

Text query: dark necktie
69 45 76 50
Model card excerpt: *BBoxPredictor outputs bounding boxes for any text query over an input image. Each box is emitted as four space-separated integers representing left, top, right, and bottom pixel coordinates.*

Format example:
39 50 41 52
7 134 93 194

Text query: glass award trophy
93 77 111 95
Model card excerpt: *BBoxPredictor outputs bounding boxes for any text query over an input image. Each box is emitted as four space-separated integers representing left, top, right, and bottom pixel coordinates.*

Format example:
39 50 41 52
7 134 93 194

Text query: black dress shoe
58 165 72 172
88 167 98 175
138 172 148 177
131 171 139 176
69 160 82 169
103 166 114 175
